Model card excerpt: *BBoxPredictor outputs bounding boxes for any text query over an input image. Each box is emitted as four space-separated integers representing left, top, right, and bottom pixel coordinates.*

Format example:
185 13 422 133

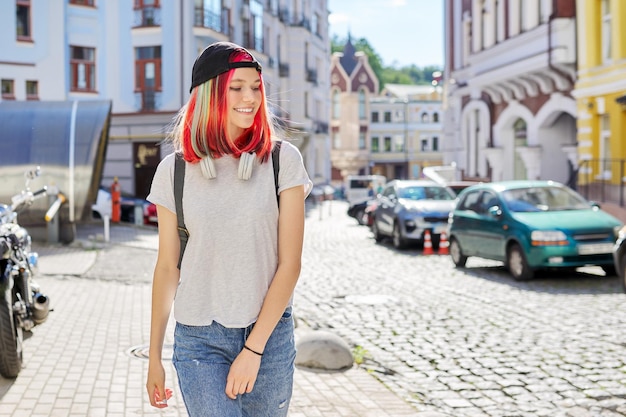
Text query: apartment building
443 0 577 184
573 0 626 204
1 0 331 199
370 84 444 180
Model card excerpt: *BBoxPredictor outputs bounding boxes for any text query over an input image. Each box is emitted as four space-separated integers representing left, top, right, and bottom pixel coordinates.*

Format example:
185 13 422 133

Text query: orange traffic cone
438 231 449 255
423 230 434 255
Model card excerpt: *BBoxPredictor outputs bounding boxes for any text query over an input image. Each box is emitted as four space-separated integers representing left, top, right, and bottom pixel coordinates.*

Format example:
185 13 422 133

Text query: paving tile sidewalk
1 220 426 417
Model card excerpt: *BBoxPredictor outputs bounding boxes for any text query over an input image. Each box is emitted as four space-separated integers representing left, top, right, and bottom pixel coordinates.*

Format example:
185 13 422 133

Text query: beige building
371 84 444 180
329 38 444 184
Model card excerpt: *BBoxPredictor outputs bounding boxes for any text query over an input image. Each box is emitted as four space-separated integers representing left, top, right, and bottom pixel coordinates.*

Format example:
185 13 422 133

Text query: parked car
444 180 482 196
370 180 457 249
347 198 379 226
448 180 622 280
612 226 626 292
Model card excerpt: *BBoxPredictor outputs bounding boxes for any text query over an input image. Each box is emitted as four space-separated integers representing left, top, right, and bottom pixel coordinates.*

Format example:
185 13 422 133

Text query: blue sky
328 0 444 68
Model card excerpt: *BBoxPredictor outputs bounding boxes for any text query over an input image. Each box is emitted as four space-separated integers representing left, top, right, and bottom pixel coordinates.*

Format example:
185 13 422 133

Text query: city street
297 201 626 416
1 199 626 416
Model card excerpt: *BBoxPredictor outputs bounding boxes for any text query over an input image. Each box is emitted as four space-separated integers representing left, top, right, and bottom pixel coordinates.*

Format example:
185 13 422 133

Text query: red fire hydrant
111 176 121 223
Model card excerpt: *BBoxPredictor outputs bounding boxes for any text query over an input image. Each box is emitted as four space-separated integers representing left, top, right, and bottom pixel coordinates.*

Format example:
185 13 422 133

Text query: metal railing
576 159 626 207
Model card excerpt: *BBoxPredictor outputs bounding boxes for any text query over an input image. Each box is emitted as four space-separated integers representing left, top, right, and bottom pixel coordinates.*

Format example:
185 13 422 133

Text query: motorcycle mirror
25 166 41 180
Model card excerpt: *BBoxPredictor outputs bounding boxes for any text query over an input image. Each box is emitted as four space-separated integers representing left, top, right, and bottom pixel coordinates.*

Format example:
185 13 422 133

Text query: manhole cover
344 294 398 305
126 343 173 360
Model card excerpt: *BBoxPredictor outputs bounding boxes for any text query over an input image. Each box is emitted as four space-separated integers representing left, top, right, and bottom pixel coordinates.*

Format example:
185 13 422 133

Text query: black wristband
243 344 263 356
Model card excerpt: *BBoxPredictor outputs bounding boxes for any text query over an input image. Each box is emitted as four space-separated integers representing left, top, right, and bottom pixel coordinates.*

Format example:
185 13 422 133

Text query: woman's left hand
225 349 262 399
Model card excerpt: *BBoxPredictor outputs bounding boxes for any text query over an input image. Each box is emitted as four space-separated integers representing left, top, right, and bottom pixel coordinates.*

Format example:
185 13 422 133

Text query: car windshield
397 186 456 201
501 186 591 212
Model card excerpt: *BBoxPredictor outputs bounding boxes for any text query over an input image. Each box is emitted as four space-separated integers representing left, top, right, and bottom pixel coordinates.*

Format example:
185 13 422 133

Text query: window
393 135 404 152
134 0 160 26
601 0 611 63
135 46 162 111
359 132 366 150
421 138 429 151
358 89 366 119
421 112 430 123
384 136 392 152
194 0 220 30
69 0 95 5
16 0 31 40
251 0 264 52
26 80 38 100
70 46 96 91
332 132 341 149
432 136 439 151
384 111 391 122
371 136 379 152
371 112 379 123
433 112 439 122
332 90 340 119
1 79 15 100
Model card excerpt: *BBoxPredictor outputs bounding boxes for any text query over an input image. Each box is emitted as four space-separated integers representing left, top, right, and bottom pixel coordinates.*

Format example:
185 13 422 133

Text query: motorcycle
0 167 52 378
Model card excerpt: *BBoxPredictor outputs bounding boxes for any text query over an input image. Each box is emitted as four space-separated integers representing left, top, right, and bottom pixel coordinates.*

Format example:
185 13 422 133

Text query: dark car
370 180 457 249
448 180 622 280
612 226 626 292
347 198 379 226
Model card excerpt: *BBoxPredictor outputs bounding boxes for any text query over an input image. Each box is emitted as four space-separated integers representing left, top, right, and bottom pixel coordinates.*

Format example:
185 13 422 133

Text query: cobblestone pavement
297 201 626 417
1 200 626 416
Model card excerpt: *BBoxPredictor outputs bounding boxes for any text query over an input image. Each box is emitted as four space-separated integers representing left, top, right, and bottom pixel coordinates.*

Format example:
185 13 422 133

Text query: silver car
371 180 457 249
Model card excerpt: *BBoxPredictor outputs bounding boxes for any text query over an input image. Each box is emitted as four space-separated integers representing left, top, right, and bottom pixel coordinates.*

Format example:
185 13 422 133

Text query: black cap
190 42 262 93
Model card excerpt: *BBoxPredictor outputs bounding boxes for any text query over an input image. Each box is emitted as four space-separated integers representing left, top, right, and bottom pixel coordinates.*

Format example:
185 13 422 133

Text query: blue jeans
172 308 296 417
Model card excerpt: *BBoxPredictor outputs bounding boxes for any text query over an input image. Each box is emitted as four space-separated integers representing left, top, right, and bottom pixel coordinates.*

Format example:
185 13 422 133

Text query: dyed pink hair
175 50 273 163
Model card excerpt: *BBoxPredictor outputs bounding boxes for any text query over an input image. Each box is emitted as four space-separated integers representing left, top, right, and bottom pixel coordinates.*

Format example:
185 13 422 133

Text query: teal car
448 181 622 280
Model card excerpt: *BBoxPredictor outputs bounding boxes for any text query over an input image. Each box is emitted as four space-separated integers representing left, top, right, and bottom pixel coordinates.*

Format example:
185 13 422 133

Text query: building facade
329 37 379 180
573 0 626 204
1 0 331 198
370 84 444 180
330 38 444 183
443 0 578 184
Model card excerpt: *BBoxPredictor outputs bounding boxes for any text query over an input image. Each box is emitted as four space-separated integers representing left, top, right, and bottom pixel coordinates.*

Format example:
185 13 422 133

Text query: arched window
421 112 430 123
358 89 366 119
332 89 340 119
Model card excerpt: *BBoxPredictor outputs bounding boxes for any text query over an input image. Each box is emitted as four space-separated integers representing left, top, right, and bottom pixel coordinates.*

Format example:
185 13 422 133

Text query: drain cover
127 343 173 360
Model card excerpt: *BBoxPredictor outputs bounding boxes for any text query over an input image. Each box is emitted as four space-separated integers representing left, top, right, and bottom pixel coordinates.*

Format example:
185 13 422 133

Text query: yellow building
574 0 626 204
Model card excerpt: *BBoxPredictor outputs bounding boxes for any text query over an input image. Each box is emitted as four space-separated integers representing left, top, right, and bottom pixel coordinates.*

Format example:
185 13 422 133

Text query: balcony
134 7 161 27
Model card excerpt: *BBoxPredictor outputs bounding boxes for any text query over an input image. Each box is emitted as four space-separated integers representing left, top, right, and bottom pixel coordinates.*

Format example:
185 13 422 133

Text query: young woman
145 41 312 416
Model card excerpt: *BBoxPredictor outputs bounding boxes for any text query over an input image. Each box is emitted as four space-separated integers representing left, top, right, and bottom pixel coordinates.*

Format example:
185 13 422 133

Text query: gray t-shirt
147 140 312 327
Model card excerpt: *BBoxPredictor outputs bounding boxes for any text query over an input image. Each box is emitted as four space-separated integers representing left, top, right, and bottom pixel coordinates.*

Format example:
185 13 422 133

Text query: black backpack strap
272 141 282 207
174 153 188 270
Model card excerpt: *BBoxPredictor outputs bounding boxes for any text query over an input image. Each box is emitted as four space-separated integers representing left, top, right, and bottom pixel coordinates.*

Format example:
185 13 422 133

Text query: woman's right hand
146 360 173 408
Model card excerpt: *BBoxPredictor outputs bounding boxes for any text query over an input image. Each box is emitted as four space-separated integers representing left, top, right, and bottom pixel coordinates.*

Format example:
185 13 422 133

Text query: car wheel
507 244 533 281
449 238 467 267
371 219 383 243
392 222 407 249
354 208 366 225
620 253 626 293
601 265 617 277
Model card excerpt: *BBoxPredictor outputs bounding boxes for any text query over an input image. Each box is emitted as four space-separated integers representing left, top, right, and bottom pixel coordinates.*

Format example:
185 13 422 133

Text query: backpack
173 141 282 269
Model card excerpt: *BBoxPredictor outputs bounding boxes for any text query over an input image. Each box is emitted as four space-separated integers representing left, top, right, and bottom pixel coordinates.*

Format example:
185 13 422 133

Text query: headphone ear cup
238 152 256 180
200 156 217 179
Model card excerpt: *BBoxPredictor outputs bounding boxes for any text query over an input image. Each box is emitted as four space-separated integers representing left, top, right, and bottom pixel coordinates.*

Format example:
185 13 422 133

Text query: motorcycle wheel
0 287 22 378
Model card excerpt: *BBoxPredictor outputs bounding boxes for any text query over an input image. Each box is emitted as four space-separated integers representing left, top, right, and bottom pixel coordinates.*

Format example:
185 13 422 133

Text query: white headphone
200 152 256 180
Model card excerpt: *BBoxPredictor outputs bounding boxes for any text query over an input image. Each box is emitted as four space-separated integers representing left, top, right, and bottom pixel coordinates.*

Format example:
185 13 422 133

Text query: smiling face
226 67 262 140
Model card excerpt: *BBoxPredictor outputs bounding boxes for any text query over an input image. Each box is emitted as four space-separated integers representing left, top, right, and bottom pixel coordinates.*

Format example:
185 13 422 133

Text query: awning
0 100 111 242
